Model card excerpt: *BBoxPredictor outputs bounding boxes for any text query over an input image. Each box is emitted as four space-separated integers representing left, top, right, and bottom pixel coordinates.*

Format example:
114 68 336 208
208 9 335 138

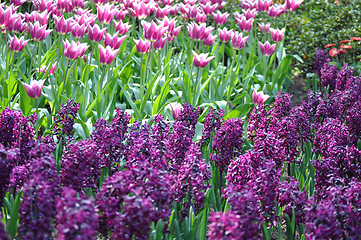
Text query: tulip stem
82 44 95 116
139 54 145 101
193 67 200 106
97 65 107 118
63 60 70 96
37 41 42 78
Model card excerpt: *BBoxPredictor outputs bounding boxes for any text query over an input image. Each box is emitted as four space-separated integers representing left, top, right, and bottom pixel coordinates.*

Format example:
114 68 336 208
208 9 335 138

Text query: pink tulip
157 16 176 34
259 41 276 56
134 38 151 54
115 9 128 21
286 0 304 11
268 5 283 18
252 89 269 105
114 20 131 35
71 22 87 39
22 79 45 99
187 22 214 41
170 102 182 120
54 15 73 35
32 10 50 26
195 12 207 24
99 44 120 65
200 2 217 15
170 25 182 38
242 9 258 19
104 33 127 50
203 33 217 47
270 27 285 42
235 15 254 32
154 37 167 51
33 0 53 13
88 24 107 42
218 27 233 43
0 5 12 30
258 22 270 34
37 62 56 75
97 3 117 25
8 14 27 33
212 10 229 25
63 39 89 60
142 20 167 42
231 31 249 50
9 35 29 52
192 50 214 68
131 0 154 19
28 21 52 42
72 0 85 9
10 0 27 6
257 0 272 12
155 6 171 19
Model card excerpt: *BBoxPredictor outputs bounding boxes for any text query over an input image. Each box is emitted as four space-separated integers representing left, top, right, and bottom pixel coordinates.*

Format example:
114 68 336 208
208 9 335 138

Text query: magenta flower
257 0 272 12
33 0 53 12
155 6 171 19
38 62 56 75
270 27 285 42
286 0 304 11
71 22 86 39
200 2 217 15
104 33 127 50
22 79 45 99
54 15 73 35
203 33 217 47
259 41 276 56
235 15 254 32
187 22 214 41
63 39 89 60
252 88 270 105
231 31 249 50
31 10 50 26
114 20 132 35
115 9 128 21
134 38 151 54
88 24 107 42
242 9 258 19
131 1 154 19
192 50 214 68
154 37 167 51
9 15 27 33
218 27 233 43
9 35 29 53
157 16 176 34
99 44 120 65
212 10 229 25
141 20 167 42
258 22 270 34
169 102 183 120
97 3 117 25
0 5 12 30
28 21 52 42
195 12 207 24
268 5 283 17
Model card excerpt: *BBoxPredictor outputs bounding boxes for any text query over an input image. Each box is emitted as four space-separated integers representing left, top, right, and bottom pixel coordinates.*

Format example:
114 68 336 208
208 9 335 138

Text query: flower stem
139 54 145 101
82 43 95 116
62 60 71 96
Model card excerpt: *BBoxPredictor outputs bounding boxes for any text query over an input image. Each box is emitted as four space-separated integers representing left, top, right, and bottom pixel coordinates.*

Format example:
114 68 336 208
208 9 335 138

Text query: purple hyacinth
56 187 98 240
199 108 224 148
210 118 244 174
313 49 330 77
0 217 10 240
320 63 338 91
207 211 242 240
53 99 80 142
60 139 101 191
335 64 354 91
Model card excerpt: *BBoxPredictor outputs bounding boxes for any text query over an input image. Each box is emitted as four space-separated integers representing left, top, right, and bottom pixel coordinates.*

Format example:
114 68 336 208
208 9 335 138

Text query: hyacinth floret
53 99 80 142
199 108 224 148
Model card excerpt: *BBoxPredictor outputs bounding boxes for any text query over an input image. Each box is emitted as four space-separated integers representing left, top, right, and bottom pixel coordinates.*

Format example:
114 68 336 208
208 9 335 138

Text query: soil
288 74 308 107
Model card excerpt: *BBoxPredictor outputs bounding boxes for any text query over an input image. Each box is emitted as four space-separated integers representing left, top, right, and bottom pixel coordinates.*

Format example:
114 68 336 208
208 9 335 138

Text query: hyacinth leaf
357 139 361 150
278 221 283 240
4 192 21 239
198 189 210 240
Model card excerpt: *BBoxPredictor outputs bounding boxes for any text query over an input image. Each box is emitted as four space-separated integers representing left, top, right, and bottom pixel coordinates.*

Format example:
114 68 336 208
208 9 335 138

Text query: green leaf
119 85 141 121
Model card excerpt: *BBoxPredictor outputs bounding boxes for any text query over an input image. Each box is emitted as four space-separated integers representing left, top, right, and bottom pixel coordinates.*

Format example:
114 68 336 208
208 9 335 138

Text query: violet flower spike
28 21 52 42
22 79 45 99
9 35 29 53
270 27 285 42
252 88 270 105
192 50 214 68
259 41 276 56
134 38 151 54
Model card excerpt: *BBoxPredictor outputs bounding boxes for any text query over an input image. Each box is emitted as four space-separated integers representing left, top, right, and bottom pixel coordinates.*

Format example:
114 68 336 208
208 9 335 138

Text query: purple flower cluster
210 118 244 174
60 139 101 191
199 108 224 148
313 49 330 77
53 99 80 142
56 187 98 240
0 218 10 240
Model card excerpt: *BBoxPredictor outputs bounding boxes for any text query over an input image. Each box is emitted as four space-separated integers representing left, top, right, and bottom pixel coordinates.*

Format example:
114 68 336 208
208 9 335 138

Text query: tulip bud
22 79 45 99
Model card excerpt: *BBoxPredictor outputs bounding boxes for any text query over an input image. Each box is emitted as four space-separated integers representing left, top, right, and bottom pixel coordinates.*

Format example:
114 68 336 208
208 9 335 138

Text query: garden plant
2 0 361 239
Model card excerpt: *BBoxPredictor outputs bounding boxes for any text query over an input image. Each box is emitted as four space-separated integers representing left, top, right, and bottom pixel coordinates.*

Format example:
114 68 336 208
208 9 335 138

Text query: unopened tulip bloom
54 15 73 35
114 20 131 35
134 38 151 54
28 21 52 42
63 39 89 60
9 35 29 52
242 9 258 19
169 102 182 120
286 0 304 11
218 27 233 42
268 5 283 17
104 33 127 50
252 89 269 105
187 22 214 41
257 0 272 12
142 20 167 42
231 31 249 50
270 28 285 42
71 22 86 39
131 0 154 19
99 44 120 65
22 79 45 99
258 22 270 34
259 41 276 56
88 24 107 42
97 3 117 25
192 50 214 68
212 10 229 25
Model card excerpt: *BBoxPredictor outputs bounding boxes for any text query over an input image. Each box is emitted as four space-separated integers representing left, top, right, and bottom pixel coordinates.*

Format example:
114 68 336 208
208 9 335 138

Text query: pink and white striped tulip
192 50 214 68
22 79 45 99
